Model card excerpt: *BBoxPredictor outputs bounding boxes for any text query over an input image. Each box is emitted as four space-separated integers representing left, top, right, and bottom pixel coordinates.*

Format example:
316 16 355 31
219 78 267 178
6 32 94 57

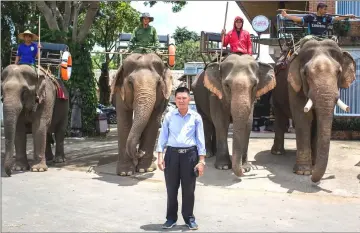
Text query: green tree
34 1 101 136
174 40 202 70
143 1 187 13
91 1 140 106
171 27 202 70
173 26 199 44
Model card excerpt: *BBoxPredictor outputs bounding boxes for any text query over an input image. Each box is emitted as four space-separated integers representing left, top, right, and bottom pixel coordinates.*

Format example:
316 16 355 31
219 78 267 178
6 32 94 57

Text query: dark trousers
164 146 199 223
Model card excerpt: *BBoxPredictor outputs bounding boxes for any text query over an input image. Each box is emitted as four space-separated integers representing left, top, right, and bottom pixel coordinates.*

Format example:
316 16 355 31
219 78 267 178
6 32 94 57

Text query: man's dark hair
317 2 328 11
175 86 190 96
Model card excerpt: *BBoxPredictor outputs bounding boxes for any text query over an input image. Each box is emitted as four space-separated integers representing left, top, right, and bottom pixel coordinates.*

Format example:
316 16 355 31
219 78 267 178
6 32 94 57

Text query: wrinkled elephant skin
110 53 172 176
1 64 69 177
271 39 356 183
191 54 276 176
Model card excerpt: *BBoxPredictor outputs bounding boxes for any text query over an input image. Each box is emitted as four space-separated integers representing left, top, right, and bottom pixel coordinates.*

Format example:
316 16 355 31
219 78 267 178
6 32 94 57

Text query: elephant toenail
147 168 154 172
127 171 133 176
223 165 229 170
138 169 145 173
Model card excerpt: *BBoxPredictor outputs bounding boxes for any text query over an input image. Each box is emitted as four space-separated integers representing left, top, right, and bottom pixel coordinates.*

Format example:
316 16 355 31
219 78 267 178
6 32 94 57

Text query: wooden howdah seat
118 33 176 67
10 42 69 79
199 31 260 65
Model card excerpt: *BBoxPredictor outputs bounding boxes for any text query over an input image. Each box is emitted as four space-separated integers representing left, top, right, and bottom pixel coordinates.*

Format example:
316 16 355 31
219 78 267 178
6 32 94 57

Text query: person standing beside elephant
221 16 253 56
14 30 42 68
127 13 160 54
156 87 206 230
281 3 355 36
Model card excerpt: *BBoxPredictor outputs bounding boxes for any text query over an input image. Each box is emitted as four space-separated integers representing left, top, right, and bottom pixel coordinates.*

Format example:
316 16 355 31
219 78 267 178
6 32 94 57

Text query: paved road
2 127 360 232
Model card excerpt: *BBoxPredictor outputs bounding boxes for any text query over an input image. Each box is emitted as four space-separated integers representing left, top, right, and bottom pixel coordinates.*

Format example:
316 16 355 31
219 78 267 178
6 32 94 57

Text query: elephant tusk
337 99 350 112
304 98 313 113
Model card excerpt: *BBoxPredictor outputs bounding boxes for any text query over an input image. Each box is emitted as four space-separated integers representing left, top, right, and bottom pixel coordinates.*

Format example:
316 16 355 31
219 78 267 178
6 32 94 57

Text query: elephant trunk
311 96 336 183
231 96 253 177
126 81 157 162
3 100 22 176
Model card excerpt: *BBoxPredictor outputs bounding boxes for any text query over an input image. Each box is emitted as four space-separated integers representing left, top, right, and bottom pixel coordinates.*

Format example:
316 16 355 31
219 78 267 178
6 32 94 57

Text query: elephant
110 53 172 176
270 39 356 183
1 64 69 177
191 54 276 177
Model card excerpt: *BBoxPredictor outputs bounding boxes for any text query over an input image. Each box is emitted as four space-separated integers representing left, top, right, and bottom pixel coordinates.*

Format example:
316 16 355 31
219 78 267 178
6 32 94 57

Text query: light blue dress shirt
156 108 206 156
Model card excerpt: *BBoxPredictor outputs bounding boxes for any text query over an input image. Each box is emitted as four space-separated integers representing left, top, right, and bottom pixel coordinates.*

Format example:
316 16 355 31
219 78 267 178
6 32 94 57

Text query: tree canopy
143 1 187 13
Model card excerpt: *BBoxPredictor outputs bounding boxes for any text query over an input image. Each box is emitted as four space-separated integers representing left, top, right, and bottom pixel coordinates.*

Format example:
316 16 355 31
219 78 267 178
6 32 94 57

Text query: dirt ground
2 126 360 197
2 126 360 232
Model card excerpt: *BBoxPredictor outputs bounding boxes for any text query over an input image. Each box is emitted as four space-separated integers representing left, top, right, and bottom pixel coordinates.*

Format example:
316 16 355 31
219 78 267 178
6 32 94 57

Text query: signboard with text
251 15 270 33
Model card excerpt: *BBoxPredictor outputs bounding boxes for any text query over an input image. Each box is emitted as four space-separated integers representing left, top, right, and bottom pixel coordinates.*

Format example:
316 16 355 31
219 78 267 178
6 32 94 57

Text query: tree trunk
99 62 110 106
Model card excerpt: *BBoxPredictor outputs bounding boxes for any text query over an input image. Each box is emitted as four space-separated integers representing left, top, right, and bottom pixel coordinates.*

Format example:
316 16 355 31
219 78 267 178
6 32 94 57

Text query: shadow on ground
252 150 334 194
140 223 191 232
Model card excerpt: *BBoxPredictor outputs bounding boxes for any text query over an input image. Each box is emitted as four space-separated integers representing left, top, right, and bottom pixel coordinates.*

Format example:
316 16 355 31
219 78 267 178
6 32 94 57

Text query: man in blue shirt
14 30 41 67
156 86 206 230
281 3 355 36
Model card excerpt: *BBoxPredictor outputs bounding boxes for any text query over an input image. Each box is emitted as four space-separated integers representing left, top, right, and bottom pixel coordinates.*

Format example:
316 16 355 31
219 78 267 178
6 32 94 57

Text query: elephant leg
289 89 313 175
271 105 287 155
136 109 162 173
14 120 30 171
116 103 134 176
211 100 231 170
45 133 54 162
241 110 253 173
31 119 49 172
54 128 66 163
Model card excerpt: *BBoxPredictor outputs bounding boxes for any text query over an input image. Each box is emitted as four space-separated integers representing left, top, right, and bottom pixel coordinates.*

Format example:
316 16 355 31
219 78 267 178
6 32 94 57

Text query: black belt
167 146 197 154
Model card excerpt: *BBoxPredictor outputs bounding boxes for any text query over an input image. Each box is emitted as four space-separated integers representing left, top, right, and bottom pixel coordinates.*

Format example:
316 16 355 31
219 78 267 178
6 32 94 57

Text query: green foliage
173 26 200 44
174 40 203 70
332 117 360 131
171 27 202 70
144 1 187 13
67 42 98 136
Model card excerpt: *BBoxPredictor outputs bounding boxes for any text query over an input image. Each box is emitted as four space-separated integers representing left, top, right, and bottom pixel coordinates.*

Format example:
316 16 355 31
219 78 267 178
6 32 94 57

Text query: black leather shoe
186 221 198 230
162 220 176 229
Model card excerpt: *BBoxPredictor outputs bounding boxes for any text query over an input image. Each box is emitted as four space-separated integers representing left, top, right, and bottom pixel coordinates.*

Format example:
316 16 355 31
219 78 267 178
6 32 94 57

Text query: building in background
334 0 360 116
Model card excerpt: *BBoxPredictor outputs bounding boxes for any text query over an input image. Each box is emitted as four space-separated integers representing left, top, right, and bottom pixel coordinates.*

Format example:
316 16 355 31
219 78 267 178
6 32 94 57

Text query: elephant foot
116 161 135 176
271 144 285 155
293 164 312 175
215 157 232 170
137 159 157 173
13 160 30 171
242 163 252 173
54 156 65 163
31 162 48 172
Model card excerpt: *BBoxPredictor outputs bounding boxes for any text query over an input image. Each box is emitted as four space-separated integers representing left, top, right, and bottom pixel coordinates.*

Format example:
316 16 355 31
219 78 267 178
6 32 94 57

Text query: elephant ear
160 68 173 100
339 51 356 89
287 54 302 92
203 63 223 99
109 65 125 102
36 74 46 104
256 62 276 98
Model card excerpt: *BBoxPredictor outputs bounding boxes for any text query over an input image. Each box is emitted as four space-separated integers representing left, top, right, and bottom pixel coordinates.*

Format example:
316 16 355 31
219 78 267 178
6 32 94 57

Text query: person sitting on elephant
281 3 355 36
14 30 42 68
127 13 161 54
221 16 253 56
